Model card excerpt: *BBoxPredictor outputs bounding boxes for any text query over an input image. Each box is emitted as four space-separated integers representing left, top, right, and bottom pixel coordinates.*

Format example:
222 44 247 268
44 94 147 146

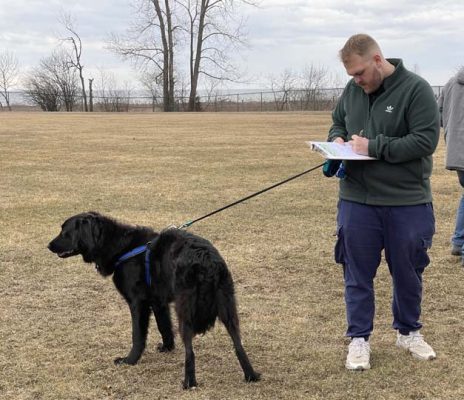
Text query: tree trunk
79 69 88 112
188 0 207 111
151 0 175 111
88 78 94 112
165 0 175 111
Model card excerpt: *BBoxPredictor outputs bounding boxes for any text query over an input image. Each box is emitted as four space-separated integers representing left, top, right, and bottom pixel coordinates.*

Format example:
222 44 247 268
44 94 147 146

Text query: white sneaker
396 331 436 360
346 337 371 370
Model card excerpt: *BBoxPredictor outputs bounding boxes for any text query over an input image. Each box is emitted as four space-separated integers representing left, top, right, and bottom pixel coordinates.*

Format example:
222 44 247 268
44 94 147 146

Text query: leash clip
178 220 193 230
163 224 179 231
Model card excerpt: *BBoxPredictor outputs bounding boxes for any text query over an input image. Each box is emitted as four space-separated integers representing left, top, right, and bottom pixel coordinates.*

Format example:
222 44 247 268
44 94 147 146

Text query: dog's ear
77 214 103 252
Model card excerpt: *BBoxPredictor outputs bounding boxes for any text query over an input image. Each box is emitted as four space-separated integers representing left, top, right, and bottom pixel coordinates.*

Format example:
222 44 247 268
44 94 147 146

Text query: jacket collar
383 58 406 91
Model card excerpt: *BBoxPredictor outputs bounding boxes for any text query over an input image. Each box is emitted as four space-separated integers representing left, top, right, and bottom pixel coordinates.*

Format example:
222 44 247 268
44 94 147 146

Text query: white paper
307 141 376 160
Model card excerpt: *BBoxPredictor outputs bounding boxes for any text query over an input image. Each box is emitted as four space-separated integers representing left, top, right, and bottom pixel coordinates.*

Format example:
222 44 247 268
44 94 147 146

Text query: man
438 67 464 266
327 34 440 370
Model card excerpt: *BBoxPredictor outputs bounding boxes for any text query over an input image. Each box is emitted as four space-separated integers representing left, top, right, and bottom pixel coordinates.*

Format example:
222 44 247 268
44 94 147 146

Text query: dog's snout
48 238 58 252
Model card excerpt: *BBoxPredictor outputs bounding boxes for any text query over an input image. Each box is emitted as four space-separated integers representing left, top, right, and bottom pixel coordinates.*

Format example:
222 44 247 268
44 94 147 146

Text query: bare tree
59 13 88 111
174 70 191 110
109 0 177 111
198 75 221 110
139 69 163 111
0 51 20 111
300 63 330 110
177 0 254 111
26 77 61 111
25 51 79 111
109 0 254 112
268 69 298 111
95 68 132 112
266 65 343 111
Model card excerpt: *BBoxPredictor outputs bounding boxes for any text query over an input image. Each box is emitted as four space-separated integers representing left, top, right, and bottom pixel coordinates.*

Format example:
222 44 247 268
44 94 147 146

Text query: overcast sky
1 0 463 90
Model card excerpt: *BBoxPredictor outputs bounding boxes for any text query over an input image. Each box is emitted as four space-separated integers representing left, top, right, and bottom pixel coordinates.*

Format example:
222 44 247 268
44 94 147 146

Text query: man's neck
383 60 396 79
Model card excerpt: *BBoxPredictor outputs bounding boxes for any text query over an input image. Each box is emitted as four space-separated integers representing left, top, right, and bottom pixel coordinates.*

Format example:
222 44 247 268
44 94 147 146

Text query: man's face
344 53 382 94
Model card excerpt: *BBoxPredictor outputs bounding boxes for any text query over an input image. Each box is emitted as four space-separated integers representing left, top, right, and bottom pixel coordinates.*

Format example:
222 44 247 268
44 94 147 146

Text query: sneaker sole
396 343 436 361
345 363 371 370
410 352 436 361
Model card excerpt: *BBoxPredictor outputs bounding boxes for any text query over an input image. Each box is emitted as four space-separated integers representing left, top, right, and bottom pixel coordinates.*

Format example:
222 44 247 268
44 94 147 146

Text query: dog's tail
216 267 240 334
216 268 261 382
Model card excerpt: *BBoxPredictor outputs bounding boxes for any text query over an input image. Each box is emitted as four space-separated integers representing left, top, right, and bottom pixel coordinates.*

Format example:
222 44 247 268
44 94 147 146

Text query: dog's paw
245 372 261 383
182 379 198 390
157 342 175 353
114 357 136 366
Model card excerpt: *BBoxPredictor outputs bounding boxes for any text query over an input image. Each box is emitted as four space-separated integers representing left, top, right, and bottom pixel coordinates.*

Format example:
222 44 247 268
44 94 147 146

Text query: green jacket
328 59 440 206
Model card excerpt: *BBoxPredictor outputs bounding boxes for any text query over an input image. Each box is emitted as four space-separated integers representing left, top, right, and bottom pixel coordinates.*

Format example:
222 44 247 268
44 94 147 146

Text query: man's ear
373 53 382 68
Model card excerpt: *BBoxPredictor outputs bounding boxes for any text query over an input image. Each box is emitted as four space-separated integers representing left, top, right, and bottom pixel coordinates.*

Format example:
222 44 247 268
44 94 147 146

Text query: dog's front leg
114 301 150 365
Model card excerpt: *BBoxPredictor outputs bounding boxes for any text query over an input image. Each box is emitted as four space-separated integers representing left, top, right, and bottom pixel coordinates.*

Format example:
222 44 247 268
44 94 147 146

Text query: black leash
178 162 325 229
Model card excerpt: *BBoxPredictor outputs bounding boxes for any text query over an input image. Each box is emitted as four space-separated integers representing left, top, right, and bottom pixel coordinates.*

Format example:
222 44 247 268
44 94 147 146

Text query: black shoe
451 244 462 256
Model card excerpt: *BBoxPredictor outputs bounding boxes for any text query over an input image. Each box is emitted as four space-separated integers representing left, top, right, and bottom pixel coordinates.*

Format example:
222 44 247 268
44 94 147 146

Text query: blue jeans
335 200 435 337
451 171 464 250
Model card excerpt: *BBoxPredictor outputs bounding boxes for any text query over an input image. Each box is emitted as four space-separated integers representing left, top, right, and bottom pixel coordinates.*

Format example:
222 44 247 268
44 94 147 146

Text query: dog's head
48 211 103 264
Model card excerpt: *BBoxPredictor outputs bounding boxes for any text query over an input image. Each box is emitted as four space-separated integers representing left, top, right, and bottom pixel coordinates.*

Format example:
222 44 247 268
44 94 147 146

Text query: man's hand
349 134 369 155
333 137 345 145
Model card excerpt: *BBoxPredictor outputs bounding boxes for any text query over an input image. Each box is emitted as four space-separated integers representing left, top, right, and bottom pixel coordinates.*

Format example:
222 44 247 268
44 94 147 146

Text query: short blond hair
339 34 380 63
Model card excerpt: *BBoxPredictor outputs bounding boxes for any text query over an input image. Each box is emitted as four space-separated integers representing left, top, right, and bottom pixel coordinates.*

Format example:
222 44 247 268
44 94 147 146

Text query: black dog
48 211 260 388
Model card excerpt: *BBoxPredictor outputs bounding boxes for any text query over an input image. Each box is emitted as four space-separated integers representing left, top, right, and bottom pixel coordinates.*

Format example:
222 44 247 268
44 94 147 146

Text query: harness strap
115 244 152 286
145 248 152 286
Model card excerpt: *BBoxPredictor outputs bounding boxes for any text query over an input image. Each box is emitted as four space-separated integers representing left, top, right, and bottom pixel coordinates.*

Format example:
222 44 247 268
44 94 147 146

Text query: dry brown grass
1 112 463 400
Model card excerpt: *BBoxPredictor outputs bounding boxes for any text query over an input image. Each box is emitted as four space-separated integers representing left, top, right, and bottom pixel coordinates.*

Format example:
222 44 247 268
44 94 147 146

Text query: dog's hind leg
114 301 150 365
179 320 198 389
152 301 175 352
217 289 261 383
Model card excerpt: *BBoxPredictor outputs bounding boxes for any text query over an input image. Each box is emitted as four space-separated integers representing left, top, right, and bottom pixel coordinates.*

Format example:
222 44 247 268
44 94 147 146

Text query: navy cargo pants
335 200 435 337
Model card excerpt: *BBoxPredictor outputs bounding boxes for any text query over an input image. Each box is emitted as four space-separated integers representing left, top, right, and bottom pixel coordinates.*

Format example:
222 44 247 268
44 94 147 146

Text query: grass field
1 112 463 400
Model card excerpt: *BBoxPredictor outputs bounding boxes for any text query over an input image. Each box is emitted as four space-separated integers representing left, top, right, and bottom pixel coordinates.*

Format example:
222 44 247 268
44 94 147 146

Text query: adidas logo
385 105 394 113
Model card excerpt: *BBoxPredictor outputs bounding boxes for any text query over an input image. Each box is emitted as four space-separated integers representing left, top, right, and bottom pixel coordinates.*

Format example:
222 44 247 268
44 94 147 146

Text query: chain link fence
1 86 443 112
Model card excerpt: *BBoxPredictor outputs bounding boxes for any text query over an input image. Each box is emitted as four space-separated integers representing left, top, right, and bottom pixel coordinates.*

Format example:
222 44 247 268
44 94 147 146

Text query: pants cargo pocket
335 225 346 265
415 237 433 270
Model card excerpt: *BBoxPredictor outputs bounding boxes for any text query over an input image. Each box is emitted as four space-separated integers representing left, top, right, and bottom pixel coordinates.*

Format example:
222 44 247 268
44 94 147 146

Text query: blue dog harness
114 244 152 286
